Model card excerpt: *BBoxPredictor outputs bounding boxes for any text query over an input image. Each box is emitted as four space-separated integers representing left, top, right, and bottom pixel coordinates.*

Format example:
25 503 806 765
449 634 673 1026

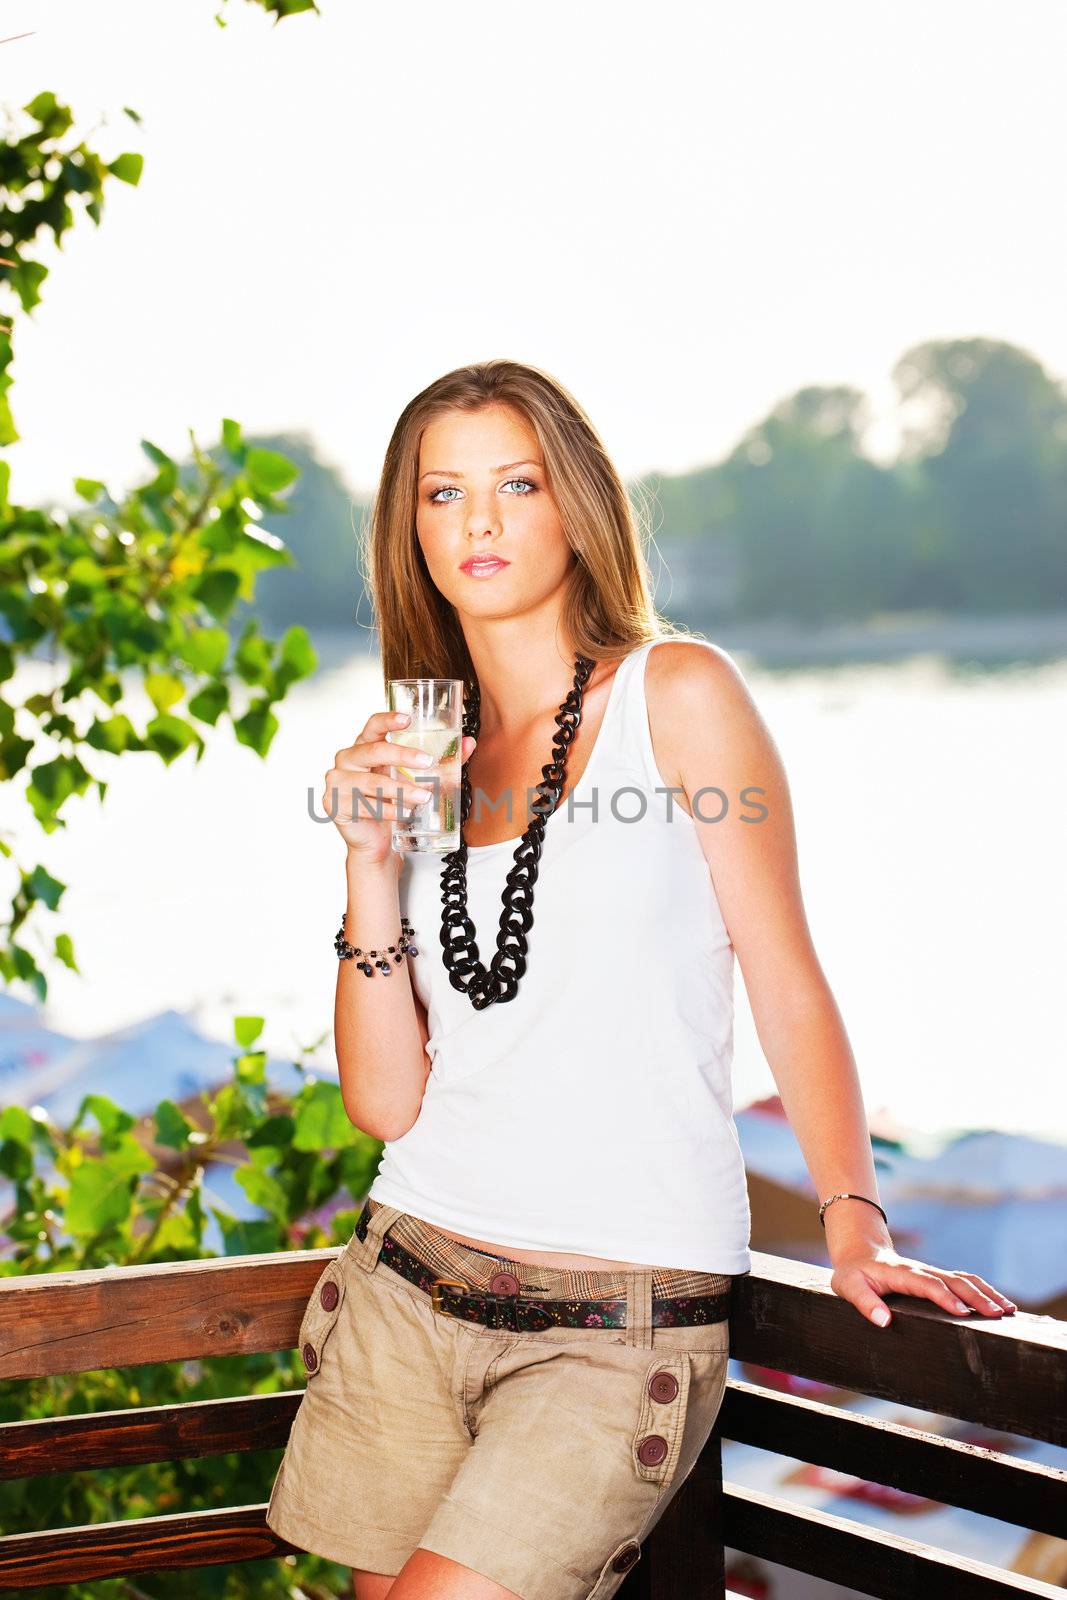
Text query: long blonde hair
359 358 694 689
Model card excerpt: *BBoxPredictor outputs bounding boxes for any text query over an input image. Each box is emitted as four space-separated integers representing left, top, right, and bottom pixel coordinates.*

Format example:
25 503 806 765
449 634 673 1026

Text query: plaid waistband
366 1198 737 1301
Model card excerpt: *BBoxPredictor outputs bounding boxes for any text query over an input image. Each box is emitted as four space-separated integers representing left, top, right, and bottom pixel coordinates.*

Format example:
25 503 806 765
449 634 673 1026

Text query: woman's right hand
323 711 477 867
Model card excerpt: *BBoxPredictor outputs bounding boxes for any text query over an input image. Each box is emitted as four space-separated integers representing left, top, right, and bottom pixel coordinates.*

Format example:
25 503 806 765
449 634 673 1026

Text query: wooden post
619 1433 726 1599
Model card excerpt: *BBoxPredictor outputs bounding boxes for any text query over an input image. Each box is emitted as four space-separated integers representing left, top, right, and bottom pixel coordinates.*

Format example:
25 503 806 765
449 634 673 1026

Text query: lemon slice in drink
388 725 459 783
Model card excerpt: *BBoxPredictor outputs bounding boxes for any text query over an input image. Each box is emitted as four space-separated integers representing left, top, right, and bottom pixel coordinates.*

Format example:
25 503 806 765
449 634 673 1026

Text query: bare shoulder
644 638 770 793
644 637 752 707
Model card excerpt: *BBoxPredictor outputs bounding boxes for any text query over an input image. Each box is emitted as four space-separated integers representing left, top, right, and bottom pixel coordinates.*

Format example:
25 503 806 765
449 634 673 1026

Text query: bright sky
4 0 1066 508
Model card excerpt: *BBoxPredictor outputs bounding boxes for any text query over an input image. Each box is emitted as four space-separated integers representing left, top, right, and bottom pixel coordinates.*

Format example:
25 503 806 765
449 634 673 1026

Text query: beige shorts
265 1198 736 1600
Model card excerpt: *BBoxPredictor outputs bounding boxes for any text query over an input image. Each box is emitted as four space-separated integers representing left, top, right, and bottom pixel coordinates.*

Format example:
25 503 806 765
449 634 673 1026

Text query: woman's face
415 403 574 621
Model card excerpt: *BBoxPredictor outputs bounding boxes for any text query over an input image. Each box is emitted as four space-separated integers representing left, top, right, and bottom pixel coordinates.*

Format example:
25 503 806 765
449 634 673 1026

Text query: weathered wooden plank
3 1485 1061 1597
732 1254 1067 1446
721 1481 1066 1599
718 1379 1067 1538
0 1391 301 1478
0 1248 339 1379
0 1505 299 1590
2 1248 1064 1464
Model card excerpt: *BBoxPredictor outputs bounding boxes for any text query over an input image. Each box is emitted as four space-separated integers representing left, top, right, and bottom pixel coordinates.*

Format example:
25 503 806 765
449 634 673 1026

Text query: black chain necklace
439 652 597 1010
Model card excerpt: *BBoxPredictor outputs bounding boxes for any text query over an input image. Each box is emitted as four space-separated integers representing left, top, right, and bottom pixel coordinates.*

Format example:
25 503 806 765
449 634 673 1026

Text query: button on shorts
265 1198 736 1600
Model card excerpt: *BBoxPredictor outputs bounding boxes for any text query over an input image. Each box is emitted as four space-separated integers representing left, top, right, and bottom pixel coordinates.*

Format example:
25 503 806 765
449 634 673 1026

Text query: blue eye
427 477 537 504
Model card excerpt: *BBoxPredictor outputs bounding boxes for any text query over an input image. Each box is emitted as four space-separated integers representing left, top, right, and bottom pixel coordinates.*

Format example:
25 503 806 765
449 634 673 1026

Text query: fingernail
395 713 410 723
871 1307 890 1326
410 788 432 802
953 1299 970 1312
415 752 433 766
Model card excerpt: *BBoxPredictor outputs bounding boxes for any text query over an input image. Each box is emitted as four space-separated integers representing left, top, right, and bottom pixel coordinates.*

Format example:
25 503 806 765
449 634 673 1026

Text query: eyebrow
418 459 543 482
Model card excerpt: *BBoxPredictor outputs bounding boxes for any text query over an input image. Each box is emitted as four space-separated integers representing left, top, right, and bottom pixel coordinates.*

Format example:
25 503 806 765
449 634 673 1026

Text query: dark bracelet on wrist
335 915 418 976
818 1192 889 1229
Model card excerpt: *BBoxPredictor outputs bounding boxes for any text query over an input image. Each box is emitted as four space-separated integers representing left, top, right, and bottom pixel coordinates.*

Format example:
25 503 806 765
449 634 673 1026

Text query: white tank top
367 637 752 1273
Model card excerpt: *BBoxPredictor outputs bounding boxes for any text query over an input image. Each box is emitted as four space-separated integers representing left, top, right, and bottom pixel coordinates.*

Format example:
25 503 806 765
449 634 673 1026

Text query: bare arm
322 709 474 1141
335 850 431 1141
646 642 1015 1327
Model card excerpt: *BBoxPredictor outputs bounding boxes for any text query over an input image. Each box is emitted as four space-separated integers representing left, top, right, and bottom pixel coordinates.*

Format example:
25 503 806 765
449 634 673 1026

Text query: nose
464 487 504 540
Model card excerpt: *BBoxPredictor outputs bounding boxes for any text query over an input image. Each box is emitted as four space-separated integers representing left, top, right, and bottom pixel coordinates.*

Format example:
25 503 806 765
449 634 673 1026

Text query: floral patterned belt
353 1201 733 1333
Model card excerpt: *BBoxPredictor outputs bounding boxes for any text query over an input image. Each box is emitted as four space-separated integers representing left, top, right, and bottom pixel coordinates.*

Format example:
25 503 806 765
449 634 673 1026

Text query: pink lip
460 556 510 575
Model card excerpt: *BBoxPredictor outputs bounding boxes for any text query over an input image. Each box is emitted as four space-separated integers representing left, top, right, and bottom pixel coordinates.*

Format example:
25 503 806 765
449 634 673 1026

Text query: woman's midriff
426 1219 655 1271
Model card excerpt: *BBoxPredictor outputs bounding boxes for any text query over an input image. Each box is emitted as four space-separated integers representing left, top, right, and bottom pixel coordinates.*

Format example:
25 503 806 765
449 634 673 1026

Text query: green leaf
65 555 107 587
54 931 78 972
154 1099 194 1150
85 713 139 754
26 864 65 912
140 439 174 468
273 625 317 694
235 1050 266 1086
246 1112 295 1150
0 405 15 449
187 682 228 726
221 418 244 460
192 569 240 619
233 702 278 757
292 1080 360 1151
144 713 198 763
214 1213 284 1256
234 1015 265 1048
234 1166 290 1224
26 755 91 823
151 1209 200 1253
108 1132 156 1174
234 630 272 686
66 1160 137 1235
72 1092 135 1139
108 152 144 186
211 1079 267 1140
178 626 229 676
0 734 34 781
73 478 107 501
245 448 300 495
0 1105 36 1146
24 91 58 124
0 1137 33 1182
144 672 185 714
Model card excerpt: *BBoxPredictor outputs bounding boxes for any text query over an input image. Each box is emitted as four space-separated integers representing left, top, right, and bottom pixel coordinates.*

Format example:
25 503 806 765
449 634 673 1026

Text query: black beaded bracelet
335 915 418 977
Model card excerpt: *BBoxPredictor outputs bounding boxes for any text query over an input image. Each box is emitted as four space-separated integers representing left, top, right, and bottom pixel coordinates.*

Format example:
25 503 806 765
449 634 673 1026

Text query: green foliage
0 93 144 447
0 422 318 1000
0 5 339 1590
227 432 372 633
0 0 325 1012
0 1015 382 1598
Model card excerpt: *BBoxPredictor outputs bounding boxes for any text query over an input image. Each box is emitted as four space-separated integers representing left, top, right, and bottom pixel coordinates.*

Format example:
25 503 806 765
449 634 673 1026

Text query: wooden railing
1 1247 1065 1597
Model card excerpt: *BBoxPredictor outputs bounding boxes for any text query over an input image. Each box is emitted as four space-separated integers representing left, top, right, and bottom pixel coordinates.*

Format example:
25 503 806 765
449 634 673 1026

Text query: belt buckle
430 1277 468 1316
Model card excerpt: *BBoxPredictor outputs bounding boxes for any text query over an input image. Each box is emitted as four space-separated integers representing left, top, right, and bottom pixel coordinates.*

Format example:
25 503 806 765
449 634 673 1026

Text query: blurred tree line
235 336 1066 635
647 336 1067 622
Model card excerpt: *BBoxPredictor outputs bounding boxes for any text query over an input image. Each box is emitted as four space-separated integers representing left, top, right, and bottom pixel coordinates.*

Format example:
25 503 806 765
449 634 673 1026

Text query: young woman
266 359 1015 1600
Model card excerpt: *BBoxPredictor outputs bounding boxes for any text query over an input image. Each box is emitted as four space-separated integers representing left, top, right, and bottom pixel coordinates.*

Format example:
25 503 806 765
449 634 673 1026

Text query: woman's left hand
828 1240 1018 1328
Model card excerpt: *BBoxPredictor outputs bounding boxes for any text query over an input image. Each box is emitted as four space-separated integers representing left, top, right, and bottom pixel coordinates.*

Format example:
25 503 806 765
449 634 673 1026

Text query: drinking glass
386 678 464 853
